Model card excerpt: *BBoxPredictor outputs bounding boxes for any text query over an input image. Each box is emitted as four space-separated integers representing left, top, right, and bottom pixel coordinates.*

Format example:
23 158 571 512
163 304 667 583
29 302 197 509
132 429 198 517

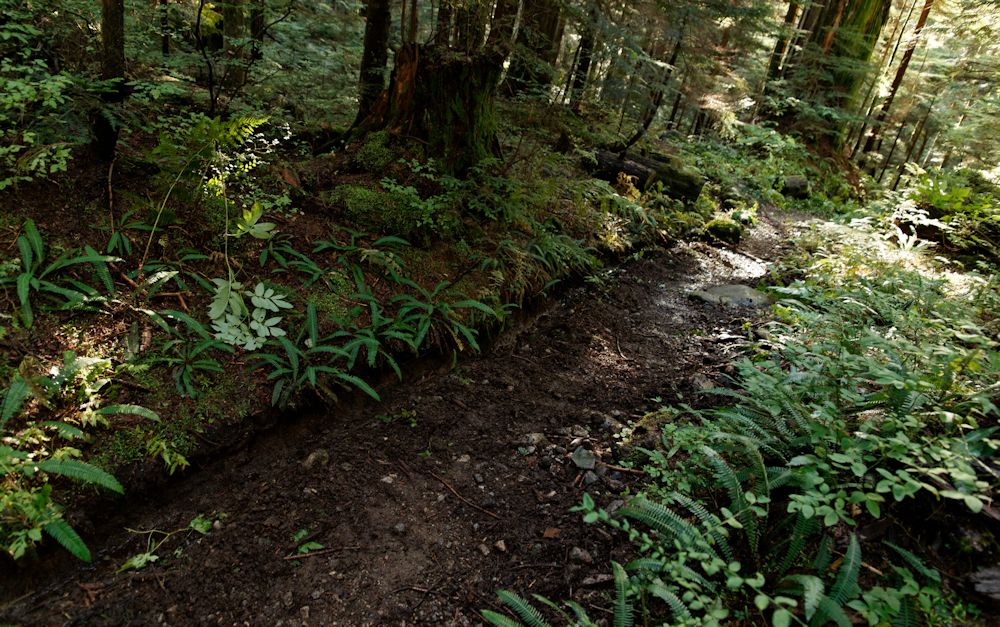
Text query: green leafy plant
119 513 219 572
208 279 293 350
1 353 160 561
0 220 119 327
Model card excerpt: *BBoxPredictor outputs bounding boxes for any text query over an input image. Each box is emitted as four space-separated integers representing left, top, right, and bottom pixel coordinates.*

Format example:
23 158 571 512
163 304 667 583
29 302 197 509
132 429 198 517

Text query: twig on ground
283 546 360 561
598 461 646 476
429 470 500 520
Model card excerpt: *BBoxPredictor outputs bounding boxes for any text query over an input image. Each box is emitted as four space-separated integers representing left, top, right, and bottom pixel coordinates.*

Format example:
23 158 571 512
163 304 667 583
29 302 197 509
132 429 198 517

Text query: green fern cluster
1 352 160 561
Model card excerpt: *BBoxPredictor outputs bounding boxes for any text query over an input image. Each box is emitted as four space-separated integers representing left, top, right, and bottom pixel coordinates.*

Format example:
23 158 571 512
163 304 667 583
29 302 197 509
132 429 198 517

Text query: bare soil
0 211 797 626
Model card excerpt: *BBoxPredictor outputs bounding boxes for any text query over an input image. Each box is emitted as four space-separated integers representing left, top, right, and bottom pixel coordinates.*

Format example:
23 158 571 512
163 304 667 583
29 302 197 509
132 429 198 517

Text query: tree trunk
354 0 392 126
820 0 848 54
878 120 906 182
486 0 519 51
160 0 170 55
569 24 595 109
250 1 265 61
223 0 247 88
862 0 934 156
436 0 453 45
94 0 126 161
361 44 503 174
766 2 800 80
618 30 683 155
504 0 562 95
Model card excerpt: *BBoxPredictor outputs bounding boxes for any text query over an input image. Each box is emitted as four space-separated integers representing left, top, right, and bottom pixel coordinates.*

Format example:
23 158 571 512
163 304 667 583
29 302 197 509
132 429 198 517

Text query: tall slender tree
861 0 935 156
94 0 126 160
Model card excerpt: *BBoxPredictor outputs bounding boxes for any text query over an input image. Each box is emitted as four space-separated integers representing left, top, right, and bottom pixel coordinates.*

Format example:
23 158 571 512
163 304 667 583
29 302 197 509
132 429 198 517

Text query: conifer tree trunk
223 0 247 88
354 0 392 126
359 0 515 174
94 0 125 160
160 0 170 55
504 0 562 94
250 2 265 60
862 0 935 155
766 2 799 80
569 11 597 110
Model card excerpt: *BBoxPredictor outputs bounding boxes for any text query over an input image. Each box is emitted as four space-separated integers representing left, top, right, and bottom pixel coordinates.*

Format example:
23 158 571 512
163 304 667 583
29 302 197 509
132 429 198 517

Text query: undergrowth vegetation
488 223 999 625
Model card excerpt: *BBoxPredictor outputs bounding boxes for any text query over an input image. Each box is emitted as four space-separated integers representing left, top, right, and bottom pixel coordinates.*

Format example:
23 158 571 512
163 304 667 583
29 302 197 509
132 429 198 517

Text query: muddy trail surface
1 211 797 626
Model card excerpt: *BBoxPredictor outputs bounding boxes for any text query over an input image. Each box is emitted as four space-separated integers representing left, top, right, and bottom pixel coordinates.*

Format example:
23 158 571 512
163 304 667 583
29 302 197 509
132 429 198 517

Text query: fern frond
44 519 92 562
620 498 714 557
884 542 940 583
784 574 824 620
810 595 852 627
495 591 552 627
32 458 124 494
562 600 598 627
828 535 861 606
671 492 734 561
611 562 634 627
774 513 819 577
702 445 757 557
1 376 30 429
646 581 692 621
84 245 114 293
814 534 833 571
893 596 919 627
481 610 523 627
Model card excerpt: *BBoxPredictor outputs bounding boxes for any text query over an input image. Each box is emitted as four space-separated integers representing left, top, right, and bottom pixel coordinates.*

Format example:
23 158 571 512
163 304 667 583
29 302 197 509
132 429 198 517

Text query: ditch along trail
1 210 800 626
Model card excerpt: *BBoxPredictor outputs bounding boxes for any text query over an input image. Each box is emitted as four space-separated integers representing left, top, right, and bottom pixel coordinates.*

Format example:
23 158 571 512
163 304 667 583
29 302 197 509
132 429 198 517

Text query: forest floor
0 209 799 626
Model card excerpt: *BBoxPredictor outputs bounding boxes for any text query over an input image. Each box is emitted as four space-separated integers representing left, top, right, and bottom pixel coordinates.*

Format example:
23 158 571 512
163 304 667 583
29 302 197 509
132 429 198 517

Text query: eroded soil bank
0 211 797 626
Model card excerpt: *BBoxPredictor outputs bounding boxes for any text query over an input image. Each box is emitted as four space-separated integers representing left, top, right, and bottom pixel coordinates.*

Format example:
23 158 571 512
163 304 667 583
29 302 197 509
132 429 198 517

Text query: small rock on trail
690 284 773 307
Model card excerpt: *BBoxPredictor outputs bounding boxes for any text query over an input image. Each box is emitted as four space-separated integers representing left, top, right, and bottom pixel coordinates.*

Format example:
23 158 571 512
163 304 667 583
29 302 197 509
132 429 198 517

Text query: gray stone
690 284 773 308
571 447 597 470
393 523 407 535
302 449 329 469
583 471 600 486
782 175 810 199
971 567 1000 601
569 547 593 564
523 432 548 447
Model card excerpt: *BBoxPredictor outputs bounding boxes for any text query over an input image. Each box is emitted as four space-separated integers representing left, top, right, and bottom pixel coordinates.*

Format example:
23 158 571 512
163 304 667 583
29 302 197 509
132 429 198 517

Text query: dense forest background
2 0 1000 624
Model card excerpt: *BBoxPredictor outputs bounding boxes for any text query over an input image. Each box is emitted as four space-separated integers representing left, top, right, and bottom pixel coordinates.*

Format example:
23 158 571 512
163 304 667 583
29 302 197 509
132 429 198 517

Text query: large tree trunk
361 44 503 174
354 0 392 126
766 2 800 80
861 0 935 156
94 0 126 161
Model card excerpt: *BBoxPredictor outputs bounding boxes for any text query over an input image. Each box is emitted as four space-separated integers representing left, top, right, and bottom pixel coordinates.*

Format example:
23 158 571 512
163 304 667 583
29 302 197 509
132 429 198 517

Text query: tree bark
486 0 519 51
354 0 392 126
223 0 247 88
766 2 800 80
160 0 170 56
503 0 562 95
569 11 596 110
618 30 683 156
94 0 126 161
360 44 503 174
250 1 265 61
862 0 934 156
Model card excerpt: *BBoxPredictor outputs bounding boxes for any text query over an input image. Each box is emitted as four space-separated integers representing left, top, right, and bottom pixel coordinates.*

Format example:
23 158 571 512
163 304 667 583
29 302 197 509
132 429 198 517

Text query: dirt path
1 211 797 626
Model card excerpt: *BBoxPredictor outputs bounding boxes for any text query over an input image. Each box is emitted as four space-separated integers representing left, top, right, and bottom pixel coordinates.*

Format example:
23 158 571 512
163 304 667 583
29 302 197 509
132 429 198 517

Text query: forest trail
1 211 799 626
